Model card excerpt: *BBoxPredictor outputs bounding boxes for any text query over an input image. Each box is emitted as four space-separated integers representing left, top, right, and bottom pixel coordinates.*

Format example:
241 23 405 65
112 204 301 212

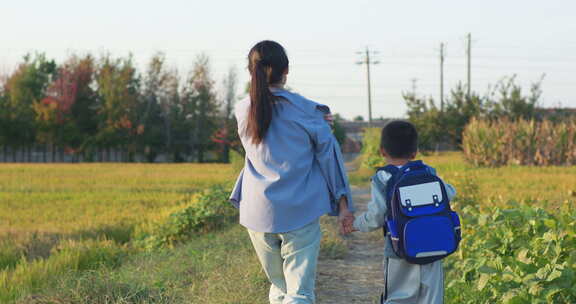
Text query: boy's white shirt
352 168 457 258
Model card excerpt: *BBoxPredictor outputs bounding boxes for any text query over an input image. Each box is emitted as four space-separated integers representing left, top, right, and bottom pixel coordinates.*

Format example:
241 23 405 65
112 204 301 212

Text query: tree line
0 53 239 162
402 75 564 151
1 52 566 162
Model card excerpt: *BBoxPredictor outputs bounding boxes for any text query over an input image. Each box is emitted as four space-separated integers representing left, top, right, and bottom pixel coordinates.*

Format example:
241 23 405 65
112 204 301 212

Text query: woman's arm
311 112 354 215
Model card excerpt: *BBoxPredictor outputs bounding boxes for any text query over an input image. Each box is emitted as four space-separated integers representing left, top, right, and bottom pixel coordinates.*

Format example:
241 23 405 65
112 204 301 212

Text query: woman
230 40 354 304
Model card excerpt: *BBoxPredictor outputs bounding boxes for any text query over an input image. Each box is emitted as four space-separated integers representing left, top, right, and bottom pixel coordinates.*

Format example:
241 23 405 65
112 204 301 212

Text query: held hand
338 207 355 235
340 214 355 235
324 114 334 126
337 196 355 235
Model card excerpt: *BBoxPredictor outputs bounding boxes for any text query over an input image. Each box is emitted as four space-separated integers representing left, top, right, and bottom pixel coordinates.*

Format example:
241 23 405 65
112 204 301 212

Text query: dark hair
246 40 289 145
380 120 418 158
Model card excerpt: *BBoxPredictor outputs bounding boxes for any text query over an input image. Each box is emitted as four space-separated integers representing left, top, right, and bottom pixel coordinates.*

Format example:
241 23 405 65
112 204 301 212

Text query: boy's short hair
380 120 418 158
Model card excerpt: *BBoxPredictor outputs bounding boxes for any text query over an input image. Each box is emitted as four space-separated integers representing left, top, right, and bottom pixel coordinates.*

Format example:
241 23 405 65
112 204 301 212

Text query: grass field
350 152 576 206
0 162 347 303
0 163 238 302
1 163 236 257
0 163 236 236
15 224 270 304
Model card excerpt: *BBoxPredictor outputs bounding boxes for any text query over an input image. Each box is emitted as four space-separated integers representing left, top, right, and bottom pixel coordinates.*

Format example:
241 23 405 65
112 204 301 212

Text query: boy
349 120 456 304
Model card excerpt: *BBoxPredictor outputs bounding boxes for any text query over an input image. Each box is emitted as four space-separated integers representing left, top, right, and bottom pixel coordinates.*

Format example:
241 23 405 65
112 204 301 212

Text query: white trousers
247 219 321 304
382 258 444 304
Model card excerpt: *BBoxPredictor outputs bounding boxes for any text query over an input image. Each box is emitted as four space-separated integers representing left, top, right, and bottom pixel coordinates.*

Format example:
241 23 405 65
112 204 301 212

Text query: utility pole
440 42 445 111
356 47 379 126
411 78 418 96
466 33 472 100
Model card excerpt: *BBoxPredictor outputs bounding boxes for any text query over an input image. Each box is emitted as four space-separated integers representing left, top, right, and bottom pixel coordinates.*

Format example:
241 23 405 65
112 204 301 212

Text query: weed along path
316 185 385 304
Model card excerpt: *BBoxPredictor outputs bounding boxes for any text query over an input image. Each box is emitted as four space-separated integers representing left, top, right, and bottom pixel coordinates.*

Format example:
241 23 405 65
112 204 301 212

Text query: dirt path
316 186 385 304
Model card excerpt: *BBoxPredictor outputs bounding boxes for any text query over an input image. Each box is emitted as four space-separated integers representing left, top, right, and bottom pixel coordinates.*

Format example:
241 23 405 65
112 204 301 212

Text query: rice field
0 163 238 302
0 163 236 236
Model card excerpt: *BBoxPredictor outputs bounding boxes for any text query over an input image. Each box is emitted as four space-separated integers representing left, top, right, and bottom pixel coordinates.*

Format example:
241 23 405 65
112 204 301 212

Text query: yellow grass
350 152 576 206
0 163 236 236
0 163 237 302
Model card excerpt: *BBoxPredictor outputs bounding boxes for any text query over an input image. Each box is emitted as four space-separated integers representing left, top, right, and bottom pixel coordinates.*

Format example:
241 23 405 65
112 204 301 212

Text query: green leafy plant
445 196 576 303
134 184 237 249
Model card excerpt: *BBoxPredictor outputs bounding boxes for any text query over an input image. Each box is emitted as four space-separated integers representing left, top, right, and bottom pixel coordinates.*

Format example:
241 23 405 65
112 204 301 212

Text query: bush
134 184 237 249
360 128 385 169
405 76 544 150
462 118 576 167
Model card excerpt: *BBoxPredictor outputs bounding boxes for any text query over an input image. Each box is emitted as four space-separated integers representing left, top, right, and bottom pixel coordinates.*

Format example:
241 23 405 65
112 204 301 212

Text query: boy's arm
445 182 457 201
353 172 390 232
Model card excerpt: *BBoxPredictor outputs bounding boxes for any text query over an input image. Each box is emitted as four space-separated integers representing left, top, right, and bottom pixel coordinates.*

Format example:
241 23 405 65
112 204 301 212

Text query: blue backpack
374 160 461 264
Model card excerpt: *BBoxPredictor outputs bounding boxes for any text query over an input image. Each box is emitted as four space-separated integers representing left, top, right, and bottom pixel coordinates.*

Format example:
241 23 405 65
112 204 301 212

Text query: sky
1 0 575 119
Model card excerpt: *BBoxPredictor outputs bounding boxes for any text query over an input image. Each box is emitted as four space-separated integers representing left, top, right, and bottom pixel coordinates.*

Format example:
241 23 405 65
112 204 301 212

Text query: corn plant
463 118 576 167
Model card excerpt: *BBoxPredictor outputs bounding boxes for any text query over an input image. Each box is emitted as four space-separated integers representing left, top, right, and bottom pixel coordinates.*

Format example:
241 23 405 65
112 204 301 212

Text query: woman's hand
339 209 355 235
338 196 355 234
324 114 334 126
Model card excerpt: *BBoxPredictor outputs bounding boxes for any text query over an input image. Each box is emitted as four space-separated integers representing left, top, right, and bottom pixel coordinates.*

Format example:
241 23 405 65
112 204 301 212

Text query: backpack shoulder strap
373 165 400 236
374 165 401 204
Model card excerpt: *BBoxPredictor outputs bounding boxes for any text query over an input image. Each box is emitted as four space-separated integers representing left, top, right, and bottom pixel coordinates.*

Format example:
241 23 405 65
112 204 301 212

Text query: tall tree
67 55 98 157
223 66 237 124
213 66 238 162
33 54 97 161
486 75 543 120
404 91 445 150
182 55 219 162
332 114 346 146
3 54 56 160
95 55 140 161
139 53 170 162
0 79 8 160
405 76 543 151
159 68 180 161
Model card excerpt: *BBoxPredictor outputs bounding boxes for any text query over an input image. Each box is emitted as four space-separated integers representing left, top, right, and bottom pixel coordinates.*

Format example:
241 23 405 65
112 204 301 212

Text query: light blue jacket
229 88 354 233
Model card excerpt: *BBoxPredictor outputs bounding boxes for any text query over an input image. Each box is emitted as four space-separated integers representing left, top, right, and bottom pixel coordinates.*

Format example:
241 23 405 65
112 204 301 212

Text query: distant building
339 120 393 153
535 107 576 121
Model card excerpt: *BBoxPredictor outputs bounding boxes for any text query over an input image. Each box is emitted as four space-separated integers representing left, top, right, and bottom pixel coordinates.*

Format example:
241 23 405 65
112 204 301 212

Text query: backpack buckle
405 199 413 211
433 194 439 207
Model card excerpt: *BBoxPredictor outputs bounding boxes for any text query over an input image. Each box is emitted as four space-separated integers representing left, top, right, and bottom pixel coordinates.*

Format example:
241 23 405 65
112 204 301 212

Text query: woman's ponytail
246 41 289 145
